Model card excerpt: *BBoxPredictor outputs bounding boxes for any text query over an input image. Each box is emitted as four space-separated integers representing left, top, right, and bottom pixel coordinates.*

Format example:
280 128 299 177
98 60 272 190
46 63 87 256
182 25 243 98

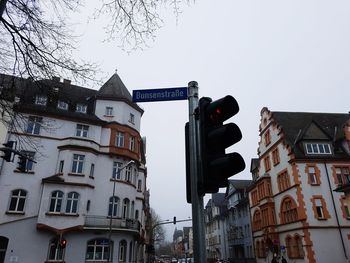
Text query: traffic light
17 155 27 172
60 238 67 248
173 216 177 224
198 95 245 194
185 122 192 203
1 141 15 162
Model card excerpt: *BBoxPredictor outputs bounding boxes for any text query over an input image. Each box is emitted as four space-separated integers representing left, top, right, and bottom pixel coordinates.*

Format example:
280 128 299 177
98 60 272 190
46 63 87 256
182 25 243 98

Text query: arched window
252 210 262 231
0 236 9 263
108 196 120 217
47 237 64 261
8 189 27 212
49 191 63 212
122 199 130 219
281 197 298 224
66 192 79 214
119 240 127 262
86 238 111 261
129 241 133 262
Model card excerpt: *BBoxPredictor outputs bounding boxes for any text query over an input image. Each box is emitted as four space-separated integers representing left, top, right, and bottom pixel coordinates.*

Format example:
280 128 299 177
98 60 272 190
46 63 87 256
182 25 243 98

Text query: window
26 116 42 135
19 151 35 172
277 170 291 192
252 210 261 231
89 164 95 178
281 197 298 223
108 196 119 217
8 189 26 212
0 237 9 263
112 162 122 179
135 210 139 220
129 113 135 124
307 166 318 185
57 100 68 110
315 199 324 218
76 103 87 113
264 130 271 146
71 154 85 174
49 191 64 213
35 94 47 106
335 167 350 186
122 198 130 219
137 179 142 191
341 197 350 219
65 192 79 214
86 239 111 261
47 237 64 261
76 124 89 137
305 142 332 155
116 132 124 147
129 136 135 151
312 197 329 220
125 166 132 182
286 235 304 259
264 155 271 172
105 107 113 116
129 241 133 262
58 160 64 173
119 240 127 262
272 148 280 166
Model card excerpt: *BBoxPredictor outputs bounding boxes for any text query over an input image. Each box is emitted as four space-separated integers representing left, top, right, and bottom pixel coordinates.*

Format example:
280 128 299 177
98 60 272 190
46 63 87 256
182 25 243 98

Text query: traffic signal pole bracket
187 81 207 263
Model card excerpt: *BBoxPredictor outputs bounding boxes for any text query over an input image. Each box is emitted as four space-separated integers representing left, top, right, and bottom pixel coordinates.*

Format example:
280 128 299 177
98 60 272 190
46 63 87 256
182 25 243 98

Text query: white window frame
129 136 135 151
305 143 332 155
122 199 130 219
58 160 64 173
49 191 64 213
129 113 135 124
76 103 87 113
35 95 47 106
8 189 26 212
20 151 35 172
108 196 119 217
308 167 317 184
116 132 124 147
76 124 89 138
65 192 79 214
89 163 95 178
57 100 68 110
26 116 42 135
119 240 127 262
105 107 113 116
48 238 64 261
112 162 122 179
71 154 85 174
86 239 111 261
315 199 324 219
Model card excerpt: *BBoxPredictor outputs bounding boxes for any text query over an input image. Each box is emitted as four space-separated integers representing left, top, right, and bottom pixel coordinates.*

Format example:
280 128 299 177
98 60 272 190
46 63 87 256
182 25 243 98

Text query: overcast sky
71 0 350 240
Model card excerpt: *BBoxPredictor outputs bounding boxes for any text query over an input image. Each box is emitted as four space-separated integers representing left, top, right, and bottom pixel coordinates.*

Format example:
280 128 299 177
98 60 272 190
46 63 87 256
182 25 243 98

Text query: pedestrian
281 256 287 263
271 256 278 263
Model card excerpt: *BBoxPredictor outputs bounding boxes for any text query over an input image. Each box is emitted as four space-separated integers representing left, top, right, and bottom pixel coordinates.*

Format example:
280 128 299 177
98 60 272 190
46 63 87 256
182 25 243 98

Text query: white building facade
0 73 149 263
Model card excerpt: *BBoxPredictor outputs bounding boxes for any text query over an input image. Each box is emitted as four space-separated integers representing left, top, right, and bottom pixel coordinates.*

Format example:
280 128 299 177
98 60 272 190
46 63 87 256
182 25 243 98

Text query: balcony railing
84 215 140 231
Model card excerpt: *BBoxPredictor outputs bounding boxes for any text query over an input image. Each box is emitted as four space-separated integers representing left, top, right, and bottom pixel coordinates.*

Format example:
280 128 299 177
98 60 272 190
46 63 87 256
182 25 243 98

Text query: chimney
63 79 71 85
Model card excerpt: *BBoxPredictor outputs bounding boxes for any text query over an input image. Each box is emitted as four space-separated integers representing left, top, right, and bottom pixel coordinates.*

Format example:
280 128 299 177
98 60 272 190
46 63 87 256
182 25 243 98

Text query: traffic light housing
173 216 177 224
198 95 245 194
1 141 15 162
17 155 27 172
185 122 192 203
60 238 67 248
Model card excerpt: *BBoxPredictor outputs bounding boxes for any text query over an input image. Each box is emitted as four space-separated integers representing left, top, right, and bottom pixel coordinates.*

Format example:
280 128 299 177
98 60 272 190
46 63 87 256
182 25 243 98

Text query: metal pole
188 81 207 263
107 161 135 263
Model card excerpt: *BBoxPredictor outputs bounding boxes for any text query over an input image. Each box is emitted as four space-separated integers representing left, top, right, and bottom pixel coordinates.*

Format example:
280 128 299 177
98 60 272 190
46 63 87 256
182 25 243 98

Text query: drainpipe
324 162 348 261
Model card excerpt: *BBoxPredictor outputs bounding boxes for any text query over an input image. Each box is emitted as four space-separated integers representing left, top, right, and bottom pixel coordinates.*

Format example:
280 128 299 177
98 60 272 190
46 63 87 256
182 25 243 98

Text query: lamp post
107 160 135 263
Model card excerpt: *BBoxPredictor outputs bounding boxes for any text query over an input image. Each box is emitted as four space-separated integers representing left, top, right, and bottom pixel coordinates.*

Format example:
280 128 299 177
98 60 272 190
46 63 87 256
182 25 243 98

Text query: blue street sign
132 87 188 102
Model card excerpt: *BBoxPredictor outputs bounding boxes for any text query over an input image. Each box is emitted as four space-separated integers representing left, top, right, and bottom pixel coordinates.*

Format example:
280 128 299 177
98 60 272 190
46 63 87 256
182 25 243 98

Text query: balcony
84 215 140 232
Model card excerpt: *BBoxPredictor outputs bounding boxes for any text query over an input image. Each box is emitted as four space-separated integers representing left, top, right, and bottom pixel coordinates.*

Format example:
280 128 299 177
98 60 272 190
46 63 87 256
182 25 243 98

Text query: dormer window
57 100 68 110
305 142 332 155
76 103 87 113
105 107 113 116
35 95 47 106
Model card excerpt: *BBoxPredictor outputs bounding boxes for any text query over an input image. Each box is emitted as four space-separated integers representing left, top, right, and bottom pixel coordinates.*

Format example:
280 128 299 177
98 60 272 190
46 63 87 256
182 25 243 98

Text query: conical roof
97 72 143 114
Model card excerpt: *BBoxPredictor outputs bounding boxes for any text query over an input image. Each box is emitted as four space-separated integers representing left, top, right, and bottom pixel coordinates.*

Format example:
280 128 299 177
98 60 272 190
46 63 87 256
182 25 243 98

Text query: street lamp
107 160 135 263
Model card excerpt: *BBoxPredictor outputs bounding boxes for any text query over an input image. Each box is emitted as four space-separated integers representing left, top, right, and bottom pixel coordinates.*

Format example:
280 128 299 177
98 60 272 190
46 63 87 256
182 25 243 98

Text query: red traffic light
60 238 67 248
